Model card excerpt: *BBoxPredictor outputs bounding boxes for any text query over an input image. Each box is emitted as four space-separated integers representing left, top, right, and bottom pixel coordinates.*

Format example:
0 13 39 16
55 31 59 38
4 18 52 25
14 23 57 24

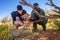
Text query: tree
1 16 8 25
46 0 60 14
19 0 33 8
19 0 60 19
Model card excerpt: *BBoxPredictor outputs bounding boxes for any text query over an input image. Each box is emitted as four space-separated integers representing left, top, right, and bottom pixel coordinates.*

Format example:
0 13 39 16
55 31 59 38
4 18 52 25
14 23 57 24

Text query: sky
0 0 60 20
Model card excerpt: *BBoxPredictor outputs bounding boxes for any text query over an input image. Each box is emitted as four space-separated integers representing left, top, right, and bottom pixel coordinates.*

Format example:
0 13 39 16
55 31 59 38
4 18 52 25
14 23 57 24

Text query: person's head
33 3 39 9
17 5 23 14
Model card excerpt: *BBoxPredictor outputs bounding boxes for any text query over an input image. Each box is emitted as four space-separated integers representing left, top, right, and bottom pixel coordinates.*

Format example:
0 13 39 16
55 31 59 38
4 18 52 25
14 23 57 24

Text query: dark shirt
11 10 26 24
31 8 48 23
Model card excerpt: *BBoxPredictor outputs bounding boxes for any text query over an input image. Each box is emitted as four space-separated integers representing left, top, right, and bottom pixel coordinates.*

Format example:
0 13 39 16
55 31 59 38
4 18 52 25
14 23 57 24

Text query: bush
54 20 60 30
0 25 10 40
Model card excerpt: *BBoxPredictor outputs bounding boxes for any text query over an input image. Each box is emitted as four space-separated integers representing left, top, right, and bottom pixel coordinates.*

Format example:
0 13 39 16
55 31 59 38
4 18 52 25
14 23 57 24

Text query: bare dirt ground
10 28 60 40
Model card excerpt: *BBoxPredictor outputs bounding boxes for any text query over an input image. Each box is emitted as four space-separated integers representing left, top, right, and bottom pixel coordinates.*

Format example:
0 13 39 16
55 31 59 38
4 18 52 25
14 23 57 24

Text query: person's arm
30 11 37 21
33 9 47 18
34 9 47 23
38 9 48 23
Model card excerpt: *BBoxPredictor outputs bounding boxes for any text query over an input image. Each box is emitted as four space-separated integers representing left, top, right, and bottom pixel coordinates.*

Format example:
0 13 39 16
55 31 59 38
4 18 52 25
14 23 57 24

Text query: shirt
31 8 48 23
11 10 26 24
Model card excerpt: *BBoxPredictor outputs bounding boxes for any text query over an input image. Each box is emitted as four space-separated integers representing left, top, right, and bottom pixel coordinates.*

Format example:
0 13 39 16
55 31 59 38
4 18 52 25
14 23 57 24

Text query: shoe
42 30 46 32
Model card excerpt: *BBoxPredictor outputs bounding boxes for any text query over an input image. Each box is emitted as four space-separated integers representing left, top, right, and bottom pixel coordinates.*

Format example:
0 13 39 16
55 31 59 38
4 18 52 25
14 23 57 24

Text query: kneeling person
31 3 48 32
11 5 28 29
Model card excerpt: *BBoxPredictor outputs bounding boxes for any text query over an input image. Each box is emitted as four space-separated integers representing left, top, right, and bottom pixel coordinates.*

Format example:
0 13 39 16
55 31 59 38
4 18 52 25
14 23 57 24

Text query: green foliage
54 20 60 30
0 25 10 40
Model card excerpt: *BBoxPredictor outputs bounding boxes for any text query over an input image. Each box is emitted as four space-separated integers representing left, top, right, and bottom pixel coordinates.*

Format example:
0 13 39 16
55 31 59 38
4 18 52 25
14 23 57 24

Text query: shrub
54 20 60 30
0 25 10 40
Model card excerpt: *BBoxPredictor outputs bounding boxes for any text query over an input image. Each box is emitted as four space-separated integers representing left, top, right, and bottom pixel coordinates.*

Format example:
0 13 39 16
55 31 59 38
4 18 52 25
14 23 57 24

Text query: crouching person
11 5 28 29
31 3 48 32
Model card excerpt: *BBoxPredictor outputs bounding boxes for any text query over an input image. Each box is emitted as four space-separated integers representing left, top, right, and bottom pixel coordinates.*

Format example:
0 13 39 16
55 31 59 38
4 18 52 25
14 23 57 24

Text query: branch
53 10 60 13
19 0 33 8
19 0 48 18
46 0 60 9
19 0 60 19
